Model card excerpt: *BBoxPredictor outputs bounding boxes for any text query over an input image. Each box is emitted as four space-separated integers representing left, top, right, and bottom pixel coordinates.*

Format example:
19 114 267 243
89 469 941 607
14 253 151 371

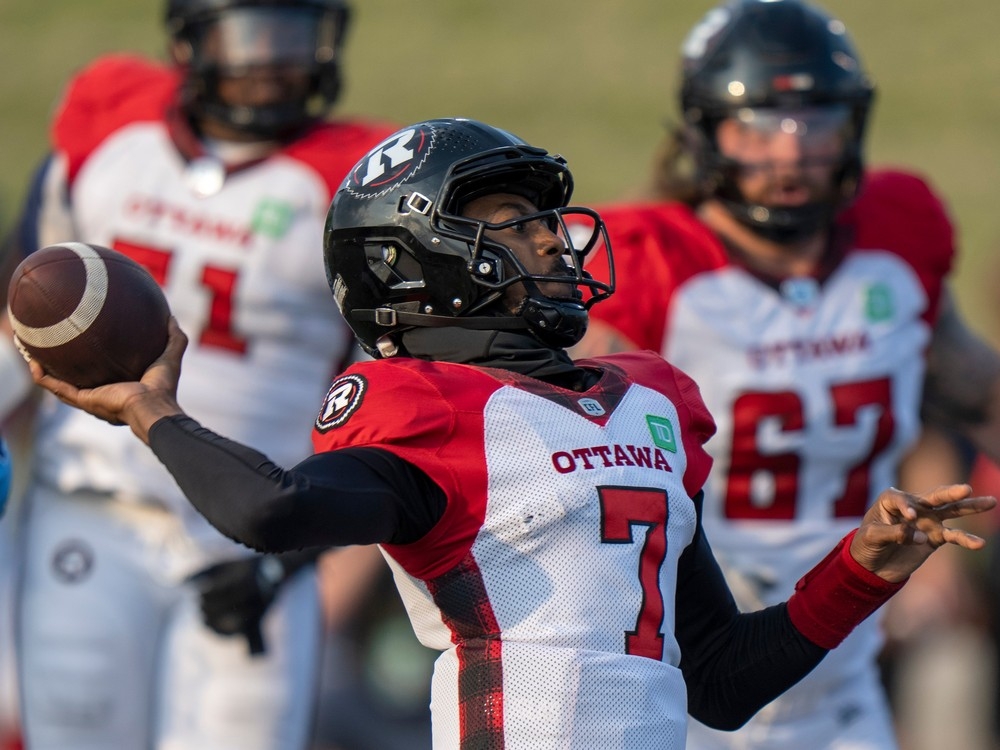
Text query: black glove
188 554 289 656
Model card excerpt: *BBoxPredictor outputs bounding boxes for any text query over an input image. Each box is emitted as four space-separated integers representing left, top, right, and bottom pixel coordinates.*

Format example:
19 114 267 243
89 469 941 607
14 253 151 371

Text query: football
6 242 171 388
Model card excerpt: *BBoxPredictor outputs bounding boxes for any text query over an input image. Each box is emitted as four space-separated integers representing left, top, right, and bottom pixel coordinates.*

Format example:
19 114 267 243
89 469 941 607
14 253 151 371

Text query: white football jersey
313 352 716 749
585 171 955 742
665 248 929 686
25 55 395 552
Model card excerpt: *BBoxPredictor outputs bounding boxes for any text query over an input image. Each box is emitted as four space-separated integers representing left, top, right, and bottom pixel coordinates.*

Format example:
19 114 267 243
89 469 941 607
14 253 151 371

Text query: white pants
17 486 323 750
686 665 897 750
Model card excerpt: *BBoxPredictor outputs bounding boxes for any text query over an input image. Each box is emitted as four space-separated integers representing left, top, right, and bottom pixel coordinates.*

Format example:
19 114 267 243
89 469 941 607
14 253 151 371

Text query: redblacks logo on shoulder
345 124 436 198
315 374 368 432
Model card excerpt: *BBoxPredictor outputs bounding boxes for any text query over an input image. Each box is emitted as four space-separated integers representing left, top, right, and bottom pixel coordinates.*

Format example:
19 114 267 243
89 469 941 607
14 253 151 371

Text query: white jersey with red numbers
585 171 955 749
26 55 396 554
14 55 395 750
312 352 716 750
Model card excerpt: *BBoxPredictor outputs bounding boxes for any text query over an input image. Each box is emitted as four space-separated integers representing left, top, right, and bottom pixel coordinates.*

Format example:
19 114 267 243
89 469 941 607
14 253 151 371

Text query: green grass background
2 0 999 336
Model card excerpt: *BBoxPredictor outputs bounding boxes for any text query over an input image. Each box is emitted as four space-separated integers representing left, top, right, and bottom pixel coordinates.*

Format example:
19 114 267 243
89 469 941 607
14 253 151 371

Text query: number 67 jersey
584 170 954 709
313 351 716 749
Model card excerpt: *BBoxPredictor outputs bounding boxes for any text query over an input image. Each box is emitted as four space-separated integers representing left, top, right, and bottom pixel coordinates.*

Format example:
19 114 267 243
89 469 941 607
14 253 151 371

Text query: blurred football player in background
25 114 998 750
570 1 1000 749
0 0 397 748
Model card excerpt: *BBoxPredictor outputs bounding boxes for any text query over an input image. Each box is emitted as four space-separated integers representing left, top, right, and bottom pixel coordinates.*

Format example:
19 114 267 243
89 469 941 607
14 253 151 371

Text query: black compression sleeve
676 515 827 730
148 414 445 552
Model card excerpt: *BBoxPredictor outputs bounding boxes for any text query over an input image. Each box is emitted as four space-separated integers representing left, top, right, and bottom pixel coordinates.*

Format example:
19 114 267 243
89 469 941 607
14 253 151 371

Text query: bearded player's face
715 105 850 211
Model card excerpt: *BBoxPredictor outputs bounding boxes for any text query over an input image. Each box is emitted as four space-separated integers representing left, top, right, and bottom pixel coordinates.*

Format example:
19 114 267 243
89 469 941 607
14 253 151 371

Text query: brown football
6 242 171 388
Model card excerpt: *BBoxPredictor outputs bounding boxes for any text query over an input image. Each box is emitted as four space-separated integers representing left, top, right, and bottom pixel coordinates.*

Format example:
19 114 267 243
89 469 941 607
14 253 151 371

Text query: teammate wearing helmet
571 1 1000 748
28 116 997 750
0 1 395 747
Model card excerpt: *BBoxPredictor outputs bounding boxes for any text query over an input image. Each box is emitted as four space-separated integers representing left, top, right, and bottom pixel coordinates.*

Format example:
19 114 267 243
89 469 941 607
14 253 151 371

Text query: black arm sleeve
675 496 828 730
148 415 446 552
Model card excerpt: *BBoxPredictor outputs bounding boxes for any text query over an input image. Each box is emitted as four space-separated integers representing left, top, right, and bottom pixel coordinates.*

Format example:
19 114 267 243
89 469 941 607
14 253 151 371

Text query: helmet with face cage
680 0 875 241
323 118 614 357
166 0 349 139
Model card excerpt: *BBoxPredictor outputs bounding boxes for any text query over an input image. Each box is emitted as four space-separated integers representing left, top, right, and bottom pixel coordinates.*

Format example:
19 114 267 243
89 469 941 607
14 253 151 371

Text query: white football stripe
8 242 109 349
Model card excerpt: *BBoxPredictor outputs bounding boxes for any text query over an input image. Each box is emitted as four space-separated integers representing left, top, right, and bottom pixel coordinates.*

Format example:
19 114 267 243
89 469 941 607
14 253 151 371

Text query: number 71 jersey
26 55 395 542
313 352 716 749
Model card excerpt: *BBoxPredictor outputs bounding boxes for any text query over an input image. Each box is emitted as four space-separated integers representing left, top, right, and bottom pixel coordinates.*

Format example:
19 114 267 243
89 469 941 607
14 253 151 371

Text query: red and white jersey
585 171 955 689
313 352 715 749
27 55 396 551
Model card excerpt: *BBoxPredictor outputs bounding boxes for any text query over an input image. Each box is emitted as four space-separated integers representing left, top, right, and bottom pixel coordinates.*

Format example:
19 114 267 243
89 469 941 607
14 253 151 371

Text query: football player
29 116 997 750
0 0 396 747
570 1 1000 749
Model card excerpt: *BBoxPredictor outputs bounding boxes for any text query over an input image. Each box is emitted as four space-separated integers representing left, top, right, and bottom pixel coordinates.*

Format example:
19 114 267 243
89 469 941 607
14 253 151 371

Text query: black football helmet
680 0 875 241
323 118 614 358
166 0 349 139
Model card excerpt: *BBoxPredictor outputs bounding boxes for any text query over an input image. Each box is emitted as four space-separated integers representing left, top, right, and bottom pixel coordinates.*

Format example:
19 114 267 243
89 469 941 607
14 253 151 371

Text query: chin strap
519 296 589 349
355 295 589 351
721 197 834 244
352 307 530 331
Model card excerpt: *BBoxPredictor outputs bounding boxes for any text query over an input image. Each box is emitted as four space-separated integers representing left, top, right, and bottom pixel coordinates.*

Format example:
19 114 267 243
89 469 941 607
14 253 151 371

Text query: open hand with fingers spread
851 484 996 583
28 317 189 444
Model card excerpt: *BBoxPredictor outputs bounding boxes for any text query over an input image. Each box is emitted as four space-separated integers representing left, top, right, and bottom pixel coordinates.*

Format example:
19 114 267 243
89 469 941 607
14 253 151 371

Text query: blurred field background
1 3 999 749
2 0 1000 339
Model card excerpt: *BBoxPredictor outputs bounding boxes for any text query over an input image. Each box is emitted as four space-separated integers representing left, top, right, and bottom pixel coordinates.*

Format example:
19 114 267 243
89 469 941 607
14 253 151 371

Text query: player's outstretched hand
29 317 189 444
851 484 996 583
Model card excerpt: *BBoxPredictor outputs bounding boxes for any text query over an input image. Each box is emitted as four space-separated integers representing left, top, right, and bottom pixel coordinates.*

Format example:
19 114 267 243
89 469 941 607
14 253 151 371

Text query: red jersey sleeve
51 54 180 185
839 169 956 323
312 359 497 580
587 202 729 352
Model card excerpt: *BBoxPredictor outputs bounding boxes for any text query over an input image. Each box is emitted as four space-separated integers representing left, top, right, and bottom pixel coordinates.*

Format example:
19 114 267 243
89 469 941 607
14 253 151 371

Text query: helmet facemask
693 102 866 242
170 4 347 140
434 200 612 348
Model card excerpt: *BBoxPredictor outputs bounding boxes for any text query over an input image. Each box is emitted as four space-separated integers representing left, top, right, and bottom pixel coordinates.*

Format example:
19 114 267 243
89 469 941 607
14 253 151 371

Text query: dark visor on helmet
190 7 335 70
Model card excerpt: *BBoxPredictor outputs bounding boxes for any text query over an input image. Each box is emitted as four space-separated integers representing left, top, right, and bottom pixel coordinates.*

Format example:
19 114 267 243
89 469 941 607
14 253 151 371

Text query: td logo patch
252 199 294 238
646 415 678 453
865 283 894 322
316 374 368 432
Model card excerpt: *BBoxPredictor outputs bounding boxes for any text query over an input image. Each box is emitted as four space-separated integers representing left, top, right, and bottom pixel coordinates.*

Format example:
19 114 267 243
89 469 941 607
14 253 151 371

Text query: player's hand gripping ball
6 242 170 388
